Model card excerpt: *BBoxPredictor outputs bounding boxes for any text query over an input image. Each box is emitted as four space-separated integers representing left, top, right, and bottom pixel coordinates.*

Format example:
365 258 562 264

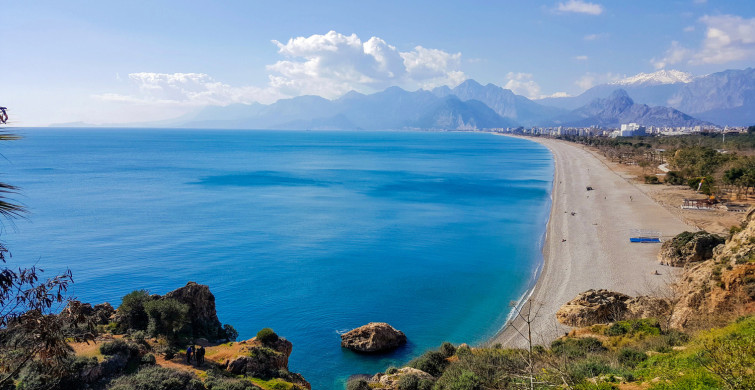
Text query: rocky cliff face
670 209 755 328
226 337 310 389
164 282 224 340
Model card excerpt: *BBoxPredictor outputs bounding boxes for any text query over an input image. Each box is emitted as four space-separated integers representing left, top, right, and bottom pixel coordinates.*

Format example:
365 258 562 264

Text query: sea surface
2 129 553 389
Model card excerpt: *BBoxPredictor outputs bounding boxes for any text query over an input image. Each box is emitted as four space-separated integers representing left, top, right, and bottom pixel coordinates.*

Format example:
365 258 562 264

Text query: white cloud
96 72 282 106
574 55 589 61
651 41 692 69
583 33 606 41
683 26 695 32
556 0 603 15
652 14 755 68
543 91 572 98
575 72 623 91
99 31 466 107
693 15 755 64
268 31 465 97
504 72 542 99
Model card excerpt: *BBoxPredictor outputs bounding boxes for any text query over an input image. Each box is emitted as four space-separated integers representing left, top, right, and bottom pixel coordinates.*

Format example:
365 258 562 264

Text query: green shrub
645 175 660 184
99 339 140 357
408 350 449 377
107 366 203 390
618 348 647 368
205 378 259 390
345 378 371 390
440 342 456 358
16 356 98 390
551 337 607 358
115 290 151 332
665 171 686 185
141 353 156 365
256 327 279 344
143 298 190 343
568 358 612 382
575 383 619 390
386 367 399 374
223 324 239 341
434 370 480 390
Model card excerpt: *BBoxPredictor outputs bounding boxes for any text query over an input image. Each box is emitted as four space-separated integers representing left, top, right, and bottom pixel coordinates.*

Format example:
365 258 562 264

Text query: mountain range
537 68 755 126
58 67 754 130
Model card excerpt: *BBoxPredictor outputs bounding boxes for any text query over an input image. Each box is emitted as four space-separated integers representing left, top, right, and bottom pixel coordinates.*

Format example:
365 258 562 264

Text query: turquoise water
2 129 552 389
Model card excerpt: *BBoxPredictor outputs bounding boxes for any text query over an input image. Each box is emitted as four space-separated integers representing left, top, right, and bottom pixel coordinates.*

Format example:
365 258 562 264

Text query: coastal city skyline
2 0 754 126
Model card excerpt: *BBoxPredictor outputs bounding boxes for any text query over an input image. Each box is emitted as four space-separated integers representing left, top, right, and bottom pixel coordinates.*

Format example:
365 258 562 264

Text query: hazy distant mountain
538 68 755 126
548 89 709 128
434 79 566 126
179 85 517 130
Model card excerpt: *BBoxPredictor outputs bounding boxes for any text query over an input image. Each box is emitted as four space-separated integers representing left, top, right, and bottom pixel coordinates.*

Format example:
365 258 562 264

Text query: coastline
491 136 694 347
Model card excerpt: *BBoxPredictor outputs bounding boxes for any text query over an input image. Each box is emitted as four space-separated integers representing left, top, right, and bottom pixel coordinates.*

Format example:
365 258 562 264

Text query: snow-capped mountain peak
611 70 694 86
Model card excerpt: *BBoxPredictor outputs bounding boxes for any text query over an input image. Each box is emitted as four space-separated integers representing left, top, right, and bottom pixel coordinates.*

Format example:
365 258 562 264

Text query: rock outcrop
556 289 673 327
670 208 755 328
556 289 632 327
227 337 310 389
164 281 224 340
341 322 407 353
658 231 725 267
369 367 435 389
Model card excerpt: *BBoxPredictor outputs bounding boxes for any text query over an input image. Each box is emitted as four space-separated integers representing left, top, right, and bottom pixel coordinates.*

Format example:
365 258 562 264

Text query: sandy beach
492 137 694 348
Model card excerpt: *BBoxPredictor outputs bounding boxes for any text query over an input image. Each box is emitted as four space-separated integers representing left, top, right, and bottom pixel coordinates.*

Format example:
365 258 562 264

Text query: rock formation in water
341 322 407 353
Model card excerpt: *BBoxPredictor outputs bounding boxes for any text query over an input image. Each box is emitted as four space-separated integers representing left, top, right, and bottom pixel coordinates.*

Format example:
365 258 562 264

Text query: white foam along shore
490 136 693 347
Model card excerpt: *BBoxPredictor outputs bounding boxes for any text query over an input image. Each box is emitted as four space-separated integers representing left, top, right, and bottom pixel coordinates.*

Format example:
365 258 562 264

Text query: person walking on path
186 345 194 364
196 346 206 366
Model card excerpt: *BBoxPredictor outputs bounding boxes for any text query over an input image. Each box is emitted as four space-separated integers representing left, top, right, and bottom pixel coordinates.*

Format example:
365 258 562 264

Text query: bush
223 324 239 341
107 366 204 390
437 370 481 390
408 350 449 377
115 290 151 332
205 376 259 390
440 342 456 358
141 353 156 365
143 298 190 343
568 358 613 382
551 337 607 358
256 327 279 344
386 367 399 374
16 356 98 390
665 171 686 185
346 378 371 390
645 175 660 184
618 348 647 368
99 339 140 357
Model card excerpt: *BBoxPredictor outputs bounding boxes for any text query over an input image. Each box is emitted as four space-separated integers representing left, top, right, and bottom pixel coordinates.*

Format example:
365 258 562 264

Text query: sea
2 129 553 389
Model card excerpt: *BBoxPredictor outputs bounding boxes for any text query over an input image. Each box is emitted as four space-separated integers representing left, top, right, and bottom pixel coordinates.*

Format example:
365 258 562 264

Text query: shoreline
490 136 694 347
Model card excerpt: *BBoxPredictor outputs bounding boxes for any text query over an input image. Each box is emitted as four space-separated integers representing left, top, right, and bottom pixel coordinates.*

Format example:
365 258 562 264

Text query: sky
1 0 754 126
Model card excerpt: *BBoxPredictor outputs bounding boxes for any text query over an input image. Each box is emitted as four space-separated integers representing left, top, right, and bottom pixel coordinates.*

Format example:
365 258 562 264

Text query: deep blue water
2 129 552 389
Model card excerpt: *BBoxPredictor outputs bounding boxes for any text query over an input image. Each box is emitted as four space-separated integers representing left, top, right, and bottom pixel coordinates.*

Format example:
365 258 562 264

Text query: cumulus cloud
268 31 465 97
556 0 603 15
575 72 623 91
504 72 542 99
652 14 755 68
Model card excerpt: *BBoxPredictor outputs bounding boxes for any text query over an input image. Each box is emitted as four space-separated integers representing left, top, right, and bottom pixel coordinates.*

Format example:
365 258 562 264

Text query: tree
0 129 92 387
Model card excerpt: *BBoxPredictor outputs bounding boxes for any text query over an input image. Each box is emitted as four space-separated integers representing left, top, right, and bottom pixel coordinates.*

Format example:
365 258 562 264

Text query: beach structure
629 229 661 243
681 199 715 210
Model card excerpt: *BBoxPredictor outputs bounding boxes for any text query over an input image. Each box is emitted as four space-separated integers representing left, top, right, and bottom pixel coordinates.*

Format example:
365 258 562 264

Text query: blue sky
1 0 754 125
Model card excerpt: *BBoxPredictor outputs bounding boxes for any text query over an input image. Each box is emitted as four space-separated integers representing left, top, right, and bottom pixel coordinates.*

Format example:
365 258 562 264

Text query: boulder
341 322 407 353
658 231 725 267
556 289 631 327
164 281 223 340
626 296 672 319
